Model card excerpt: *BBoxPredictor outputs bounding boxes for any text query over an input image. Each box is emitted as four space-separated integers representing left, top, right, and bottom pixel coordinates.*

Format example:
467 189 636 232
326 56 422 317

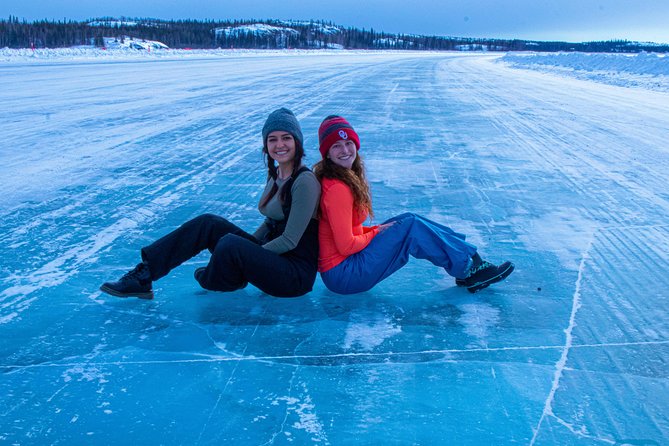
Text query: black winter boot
194 267 206 284
100 262 154 300
460 254 514 293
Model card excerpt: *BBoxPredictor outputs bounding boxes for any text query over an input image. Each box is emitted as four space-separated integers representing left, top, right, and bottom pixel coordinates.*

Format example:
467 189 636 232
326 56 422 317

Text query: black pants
140 214 317 297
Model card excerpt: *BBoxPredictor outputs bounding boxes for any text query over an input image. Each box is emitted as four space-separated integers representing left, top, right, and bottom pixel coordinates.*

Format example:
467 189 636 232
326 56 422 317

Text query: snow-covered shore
0 47 429 63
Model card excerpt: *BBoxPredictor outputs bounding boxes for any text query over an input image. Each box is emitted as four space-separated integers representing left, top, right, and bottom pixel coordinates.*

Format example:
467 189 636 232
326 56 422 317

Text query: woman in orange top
313 115 514 294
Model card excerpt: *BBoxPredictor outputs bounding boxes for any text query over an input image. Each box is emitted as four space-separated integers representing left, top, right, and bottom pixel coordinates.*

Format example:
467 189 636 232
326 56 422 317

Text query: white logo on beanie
338 130 348 139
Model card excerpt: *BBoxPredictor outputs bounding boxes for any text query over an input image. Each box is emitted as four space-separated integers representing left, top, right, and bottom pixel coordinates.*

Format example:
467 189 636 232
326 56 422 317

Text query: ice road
1 52 668 444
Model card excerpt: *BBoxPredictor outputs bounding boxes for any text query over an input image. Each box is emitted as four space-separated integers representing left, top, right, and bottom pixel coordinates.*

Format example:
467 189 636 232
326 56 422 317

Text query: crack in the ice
530 236 593 445
195 304 267 445
3 339 668 371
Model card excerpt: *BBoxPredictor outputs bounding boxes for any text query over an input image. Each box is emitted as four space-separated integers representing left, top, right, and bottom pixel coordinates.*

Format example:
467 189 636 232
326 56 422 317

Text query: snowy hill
276 20 341 34
88 19 141 27
102 36 169 50
374 38 414 48
214 23 300 38
213 22 346 49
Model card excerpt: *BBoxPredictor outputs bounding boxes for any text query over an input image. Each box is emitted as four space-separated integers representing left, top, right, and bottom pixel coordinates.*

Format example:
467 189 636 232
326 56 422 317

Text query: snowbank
0 47 305 63
500 51 669 92
0 47 425 64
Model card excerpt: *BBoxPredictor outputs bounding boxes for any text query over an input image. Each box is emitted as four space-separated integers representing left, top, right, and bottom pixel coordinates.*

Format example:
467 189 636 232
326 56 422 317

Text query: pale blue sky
5 0 669 43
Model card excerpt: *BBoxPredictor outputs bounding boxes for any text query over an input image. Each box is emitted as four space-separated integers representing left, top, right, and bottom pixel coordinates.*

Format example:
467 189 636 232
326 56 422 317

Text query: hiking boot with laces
461 257 514 293
100 262 154 300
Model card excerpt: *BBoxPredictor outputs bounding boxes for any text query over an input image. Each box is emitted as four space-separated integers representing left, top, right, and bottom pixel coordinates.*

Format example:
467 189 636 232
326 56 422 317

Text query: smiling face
266 131 296 166
327 139 357 169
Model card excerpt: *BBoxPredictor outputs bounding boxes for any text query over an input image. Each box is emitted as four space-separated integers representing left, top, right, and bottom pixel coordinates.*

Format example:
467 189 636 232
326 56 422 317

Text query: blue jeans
321 213 477 295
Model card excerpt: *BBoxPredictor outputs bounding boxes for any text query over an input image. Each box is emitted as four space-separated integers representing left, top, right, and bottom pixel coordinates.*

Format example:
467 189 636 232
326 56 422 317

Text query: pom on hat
318 115 360 158
262 108 304 147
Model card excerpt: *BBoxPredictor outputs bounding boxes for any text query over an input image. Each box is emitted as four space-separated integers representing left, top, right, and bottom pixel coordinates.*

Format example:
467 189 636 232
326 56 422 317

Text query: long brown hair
259 138 305 208
313 154 373 218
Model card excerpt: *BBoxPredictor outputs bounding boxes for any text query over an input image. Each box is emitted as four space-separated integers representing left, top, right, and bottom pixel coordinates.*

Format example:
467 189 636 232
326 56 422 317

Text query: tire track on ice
439 56 669 444
442 56 669 228
484 58 669 223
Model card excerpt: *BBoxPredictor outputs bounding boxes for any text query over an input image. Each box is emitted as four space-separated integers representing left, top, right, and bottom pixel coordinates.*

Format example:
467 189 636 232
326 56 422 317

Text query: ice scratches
531 236 593 445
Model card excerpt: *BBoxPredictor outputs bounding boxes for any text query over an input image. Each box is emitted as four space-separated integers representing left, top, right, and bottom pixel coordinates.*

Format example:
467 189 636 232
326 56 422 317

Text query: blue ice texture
1 53 668 445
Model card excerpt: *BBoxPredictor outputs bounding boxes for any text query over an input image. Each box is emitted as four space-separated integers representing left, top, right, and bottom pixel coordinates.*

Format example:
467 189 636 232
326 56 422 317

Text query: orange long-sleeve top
318 178 379 272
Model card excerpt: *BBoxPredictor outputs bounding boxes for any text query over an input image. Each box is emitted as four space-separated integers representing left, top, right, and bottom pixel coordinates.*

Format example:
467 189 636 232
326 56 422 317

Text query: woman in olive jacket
100 108 320 299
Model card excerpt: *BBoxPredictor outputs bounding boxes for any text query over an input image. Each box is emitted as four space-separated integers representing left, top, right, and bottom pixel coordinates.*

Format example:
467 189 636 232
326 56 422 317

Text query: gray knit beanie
262 108 304 147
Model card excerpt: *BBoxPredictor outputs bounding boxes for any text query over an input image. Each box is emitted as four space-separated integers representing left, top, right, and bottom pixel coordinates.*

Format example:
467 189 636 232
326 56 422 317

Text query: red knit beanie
318 115 360 159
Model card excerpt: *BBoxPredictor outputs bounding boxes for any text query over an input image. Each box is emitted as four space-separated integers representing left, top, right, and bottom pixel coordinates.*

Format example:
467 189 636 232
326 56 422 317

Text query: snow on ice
1 49 668 444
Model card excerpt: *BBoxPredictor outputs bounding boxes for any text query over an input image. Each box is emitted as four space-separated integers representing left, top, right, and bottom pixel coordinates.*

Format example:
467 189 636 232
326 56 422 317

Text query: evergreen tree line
1 16 667 53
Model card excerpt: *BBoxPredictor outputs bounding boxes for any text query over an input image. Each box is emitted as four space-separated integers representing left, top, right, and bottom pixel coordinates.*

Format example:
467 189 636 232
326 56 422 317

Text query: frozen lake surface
1 51 669 444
